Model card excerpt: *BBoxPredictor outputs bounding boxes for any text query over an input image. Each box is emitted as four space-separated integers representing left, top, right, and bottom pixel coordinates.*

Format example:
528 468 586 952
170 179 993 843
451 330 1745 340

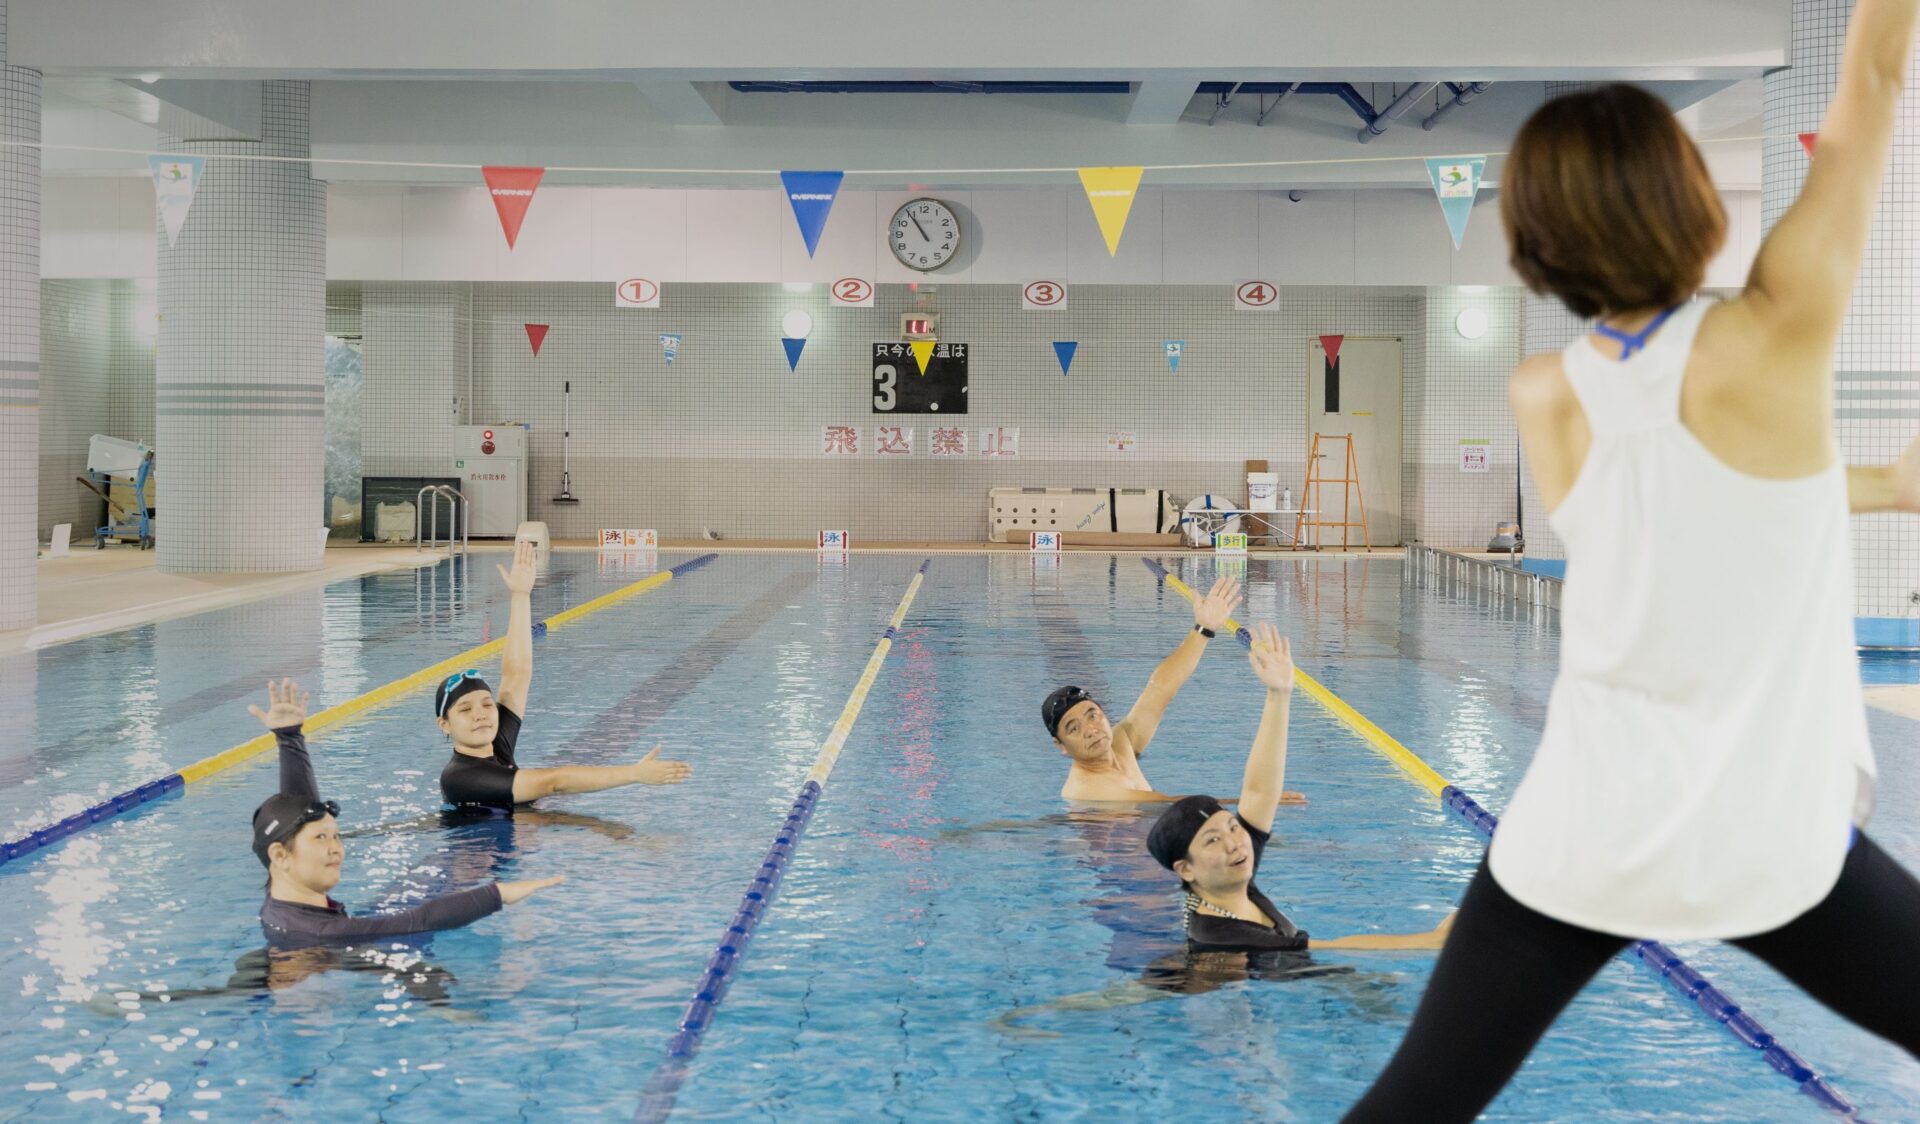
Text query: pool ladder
415 484 469 559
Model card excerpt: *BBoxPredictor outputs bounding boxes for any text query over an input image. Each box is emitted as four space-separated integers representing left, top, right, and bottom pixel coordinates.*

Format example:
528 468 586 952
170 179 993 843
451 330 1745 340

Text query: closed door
1306 337 1402 546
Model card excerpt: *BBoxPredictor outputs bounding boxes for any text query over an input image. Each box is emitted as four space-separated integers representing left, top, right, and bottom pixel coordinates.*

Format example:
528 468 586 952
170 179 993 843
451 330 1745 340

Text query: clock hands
909 211 931 242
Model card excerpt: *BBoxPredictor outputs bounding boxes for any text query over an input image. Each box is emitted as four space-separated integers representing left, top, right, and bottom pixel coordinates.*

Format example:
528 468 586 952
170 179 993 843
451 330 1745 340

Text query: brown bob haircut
1501 84 1726 320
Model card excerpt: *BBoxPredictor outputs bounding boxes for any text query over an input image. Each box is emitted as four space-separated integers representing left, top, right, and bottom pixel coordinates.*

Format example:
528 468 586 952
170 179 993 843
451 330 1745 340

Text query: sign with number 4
1234 281 1279 312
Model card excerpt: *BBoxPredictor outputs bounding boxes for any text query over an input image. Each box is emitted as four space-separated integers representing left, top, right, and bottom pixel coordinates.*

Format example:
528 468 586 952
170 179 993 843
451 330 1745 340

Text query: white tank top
1487 299 1876 941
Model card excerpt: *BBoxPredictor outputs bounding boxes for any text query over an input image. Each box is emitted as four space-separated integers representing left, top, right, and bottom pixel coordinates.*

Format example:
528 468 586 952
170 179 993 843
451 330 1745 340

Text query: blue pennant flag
780 170 844 258
782 337 807 371
1164 340 1184 374
1424 156 1487 250
1053 341 1078 376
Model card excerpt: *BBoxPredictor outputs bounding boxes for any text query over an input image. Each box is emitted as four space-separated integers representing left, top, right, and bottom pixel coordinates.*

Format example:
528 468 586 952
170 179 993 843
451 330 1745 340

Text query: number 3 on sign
873 363 897 411
1235 281 1278 312
1022 280 1067 311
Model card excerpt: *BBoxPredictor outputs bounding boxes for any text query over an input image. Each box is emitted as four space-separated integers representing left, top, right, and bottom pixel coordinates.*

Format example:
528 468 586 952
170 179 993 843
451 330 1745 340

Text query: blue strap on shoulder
1593 304 1681 359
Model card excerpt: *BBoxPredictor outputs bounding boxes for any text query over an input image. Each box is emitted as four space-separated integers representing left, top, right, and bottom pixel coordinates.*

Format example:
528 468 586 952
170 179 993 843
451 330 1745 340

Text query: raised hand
498 538 538 596
632 745 694 786
247 678 311 731
1246 622 1295 693
1194 576 1244 633
498 875 565 905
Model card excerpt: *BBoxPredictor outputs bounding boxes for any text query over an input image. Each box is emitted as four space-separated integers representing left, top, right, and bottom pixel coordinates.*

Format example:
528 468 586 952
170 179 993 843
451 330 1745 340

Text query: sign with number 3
1022 280 1067 311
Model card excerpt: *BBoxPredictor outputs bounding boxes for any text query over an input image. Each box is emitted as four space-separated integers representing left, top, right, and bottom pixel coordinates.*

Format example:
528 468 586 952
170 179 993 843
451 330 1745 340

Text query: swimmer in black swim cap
996 624 1452 1036
1148 624 1452 955
248 678 563 947
1043 575 1303 806
434 540 694 811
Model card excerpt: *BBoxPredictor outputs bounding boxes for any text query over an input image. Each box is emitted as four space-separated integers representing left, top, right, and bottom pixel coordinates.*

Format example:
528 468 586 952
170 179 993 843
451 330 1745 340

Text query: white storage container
375 501 418 543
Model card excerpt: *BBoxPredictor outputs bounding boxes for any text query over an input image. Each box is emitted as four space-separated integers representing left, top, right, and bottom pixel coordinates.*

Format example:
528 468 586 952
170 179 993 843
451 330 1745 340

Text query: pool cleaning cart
75 435 155 550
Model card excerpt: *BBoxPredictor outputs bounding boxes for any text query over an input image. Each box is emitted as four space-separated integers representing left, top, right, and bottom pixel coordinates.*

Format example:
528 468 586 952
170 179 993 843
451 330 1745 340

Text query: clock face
889 198 961 271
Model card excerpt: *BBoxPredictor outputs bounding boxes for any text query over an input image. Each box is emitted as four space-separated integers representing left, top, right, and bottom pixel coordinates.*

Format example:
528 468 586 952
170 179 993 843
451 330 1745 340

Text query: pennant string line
3 132 1787 177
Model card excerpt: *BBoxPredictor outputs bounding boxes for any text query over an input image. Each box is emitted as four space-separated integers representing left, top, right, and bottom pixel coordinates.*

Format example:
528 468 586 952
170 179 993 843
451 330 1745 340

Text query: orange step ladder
1294 432 1371 551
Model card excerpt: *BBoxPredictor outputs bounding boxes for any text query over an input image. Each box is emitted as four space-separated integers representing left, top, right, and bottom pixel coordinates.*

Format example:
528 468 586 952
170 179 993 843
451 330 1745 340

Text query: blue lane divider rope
0 552 720 872
1439 788 1861 1119
633 560 931 1124
1150 555 1860 1117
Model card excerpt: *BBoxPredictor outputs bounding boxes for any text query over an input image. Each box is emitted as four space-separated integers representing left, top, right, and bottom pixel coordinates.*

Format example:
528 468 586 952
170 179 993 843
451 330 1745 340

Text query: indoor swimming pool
1 551 1915 1120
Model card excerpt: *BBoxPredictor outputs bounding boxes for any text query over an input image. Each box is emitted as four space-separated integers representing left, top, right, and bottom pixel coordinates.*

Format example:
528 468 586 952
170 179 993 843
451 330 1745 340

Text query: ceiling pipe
1206 81 1243 126
1356 81 1440 143
1255 81 1302 126
1422 81 1493 130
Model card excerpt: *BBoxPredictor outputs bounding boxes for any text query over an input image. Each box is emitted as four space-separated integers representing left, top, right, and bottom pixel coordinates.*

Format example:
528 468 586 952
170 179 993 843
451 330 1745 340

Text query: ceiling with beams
11 0 1781 190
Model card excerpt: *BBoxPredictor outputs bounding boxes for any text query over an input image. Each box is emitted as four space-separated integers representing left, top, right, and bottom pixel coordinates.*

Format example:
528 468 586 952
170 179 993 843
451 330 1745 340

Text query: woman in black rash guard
436 540 693 811
996 625 1452 1034
1146 623 1453 958
249 678 562 948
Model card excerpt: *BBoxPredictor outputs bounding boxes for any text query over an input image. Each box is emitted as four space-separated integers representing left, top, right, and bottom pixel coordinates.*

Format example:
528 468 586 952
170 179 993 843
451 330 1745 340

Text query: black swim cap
434 669 493 719
1147 795 1229 871
251 793 341 867
1042 686 1096 738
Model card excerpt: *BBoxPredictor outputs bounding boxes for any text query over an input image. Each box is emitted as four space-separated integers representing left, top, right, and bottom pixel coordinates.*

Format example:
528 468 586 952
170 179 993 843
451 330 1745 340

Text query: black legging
1345 832 1920 1122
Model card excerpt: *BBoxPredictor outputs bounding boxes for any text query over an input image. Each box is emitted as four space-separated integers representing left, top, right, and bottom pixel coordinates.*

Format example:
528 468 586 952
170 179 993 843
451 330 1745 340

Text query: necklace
1187 892 1271 927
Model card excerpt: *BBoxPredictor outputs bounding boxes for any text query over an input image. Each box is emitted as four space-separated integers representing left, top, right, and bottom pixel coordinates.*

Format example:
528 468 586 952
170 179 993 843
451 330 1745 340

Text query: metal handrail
1405 543 1561 613
415 484 469 558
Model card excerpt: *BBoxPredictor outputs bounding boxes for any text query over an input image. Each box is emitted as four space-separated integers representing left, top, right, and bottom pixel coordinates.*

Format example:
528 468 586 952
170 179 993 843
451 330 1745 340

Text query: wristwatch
1194 625 1216 638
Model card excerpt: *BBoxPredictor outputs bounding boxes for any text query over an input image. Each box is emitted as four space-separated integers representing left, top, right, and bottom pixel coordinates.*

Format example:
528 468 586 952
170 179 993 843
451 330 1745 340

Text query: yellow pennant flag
1078 166 1144 256
910 339 935 376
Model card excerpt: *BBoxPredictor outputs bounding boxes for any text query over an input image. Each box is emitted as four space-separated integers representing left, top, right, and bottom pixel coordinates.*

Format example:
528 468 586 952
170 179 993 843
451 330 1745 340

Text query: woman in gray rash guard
249 678 562 947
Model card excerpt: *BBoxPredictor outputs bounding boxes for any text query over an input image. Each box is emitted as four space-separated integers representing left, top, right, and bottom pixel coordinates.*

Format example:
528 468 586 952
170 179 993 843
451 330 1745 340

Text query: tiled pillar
155 81 326 573
0 0 42 628
1765 0 1920 619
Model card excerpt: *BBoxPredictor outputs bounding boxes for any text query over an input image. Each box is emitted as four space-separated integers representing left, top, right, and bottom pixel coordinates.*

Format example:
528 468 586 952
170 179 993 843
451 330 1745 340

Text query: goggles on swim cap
434 668 492 719
1147 795 1229 871
251 793 342 866
1042 686 1097 738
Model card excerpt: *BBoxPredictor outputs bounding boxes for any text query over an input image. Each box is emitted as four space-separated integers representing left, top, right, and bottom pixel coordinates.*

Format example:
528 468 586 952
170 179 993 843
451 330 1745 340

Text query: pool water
0 551 1914 1121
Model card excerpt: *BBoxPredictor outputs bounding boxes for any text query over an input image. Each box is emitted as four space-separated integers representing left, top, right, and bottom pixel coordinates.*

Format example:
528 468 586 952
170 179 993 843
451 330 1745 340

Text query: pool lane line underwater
0 553 719 870
633 560 931 1124
1144 558 1864 1120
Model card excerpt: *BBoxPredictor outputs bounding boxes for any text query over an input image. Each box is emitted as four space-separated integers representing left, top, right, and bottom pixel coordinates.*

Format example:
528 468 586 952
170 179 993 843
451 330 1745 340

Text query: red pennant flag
1798 132 1817 157
525 324 549 356
482 166 545 250
1319 335 1345 365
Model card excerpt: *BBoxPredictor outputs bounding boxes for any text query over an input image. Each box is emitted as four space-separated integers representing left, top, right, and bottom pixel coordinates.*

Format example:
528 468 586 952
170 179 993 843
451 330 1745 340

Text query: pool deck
12 541 1914 723
3 545 438 655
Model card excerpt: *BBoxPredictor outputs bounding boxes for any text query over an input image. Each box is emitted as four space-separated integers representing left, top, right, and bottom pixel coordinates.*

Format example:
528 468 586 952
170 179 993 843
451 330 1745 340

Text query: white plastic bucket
1247 472 1279 513
516 521 553 570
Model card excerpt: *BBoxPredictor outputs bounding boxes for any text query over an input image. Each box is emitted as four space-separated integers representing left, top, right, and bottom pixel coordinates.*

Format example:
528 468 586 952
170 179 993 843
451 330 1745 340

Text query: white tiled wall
1415 287 1525 548
348 280 1544 546
37 280 109 540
